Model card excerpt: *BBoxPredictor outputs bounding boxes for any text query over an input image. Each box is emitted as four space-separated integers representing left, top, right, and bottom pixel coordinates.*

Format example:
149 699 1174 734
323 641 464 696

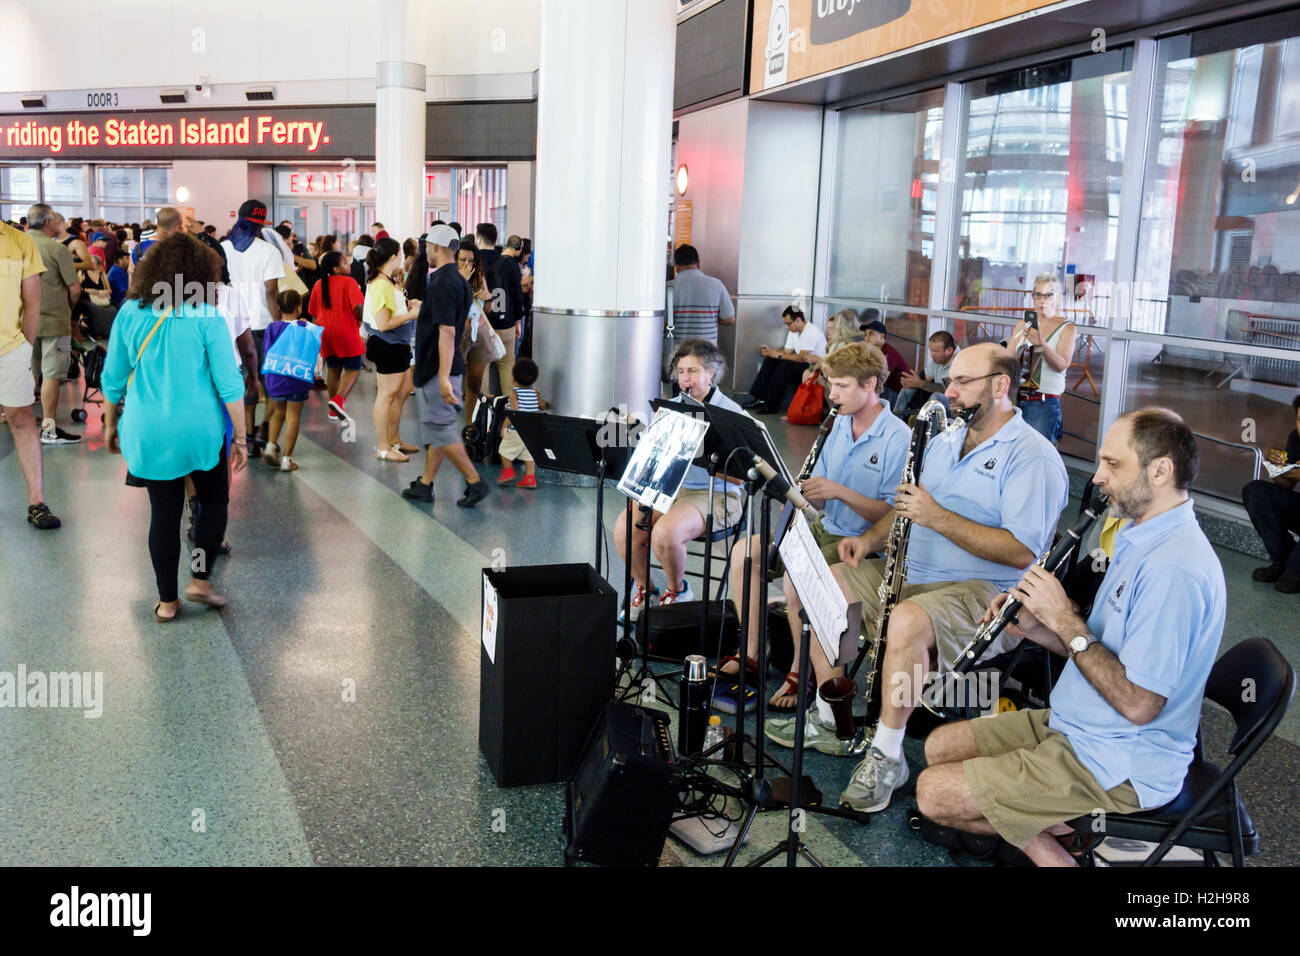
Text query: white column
534 0 676 421
375 0 427 244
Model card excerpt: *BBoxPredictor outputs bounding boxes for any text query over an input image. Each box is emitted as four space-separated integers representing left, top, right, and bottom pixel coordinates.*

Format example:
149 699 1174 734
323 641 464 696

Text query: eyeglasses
1031 291 1055 300
948 371 1003 388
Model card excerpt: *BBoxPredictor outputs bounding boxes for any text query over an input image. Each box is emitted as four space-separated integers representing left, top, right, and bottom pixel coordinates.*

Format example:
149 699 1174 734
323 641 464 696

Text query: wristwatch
1068 634 1097 660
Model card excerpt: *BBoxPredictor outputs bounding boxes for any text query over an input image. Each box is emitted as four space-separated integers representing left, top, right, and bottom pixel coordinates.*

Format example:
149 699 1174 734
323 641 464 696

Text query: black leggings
144 446 229 603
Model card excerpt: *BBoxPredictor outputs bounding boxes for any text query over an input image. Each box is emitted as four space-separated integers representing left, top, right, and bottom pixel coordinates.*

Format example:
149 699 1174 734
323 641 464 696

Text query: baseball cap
237 199 269 225
90 232 107 242
425 224 460 251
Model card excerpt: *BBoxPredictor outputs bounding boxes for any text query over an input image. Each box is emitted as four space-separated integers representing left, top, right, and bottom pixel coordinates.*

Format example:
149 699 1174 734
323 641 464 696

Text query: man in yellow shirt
0 220 61 528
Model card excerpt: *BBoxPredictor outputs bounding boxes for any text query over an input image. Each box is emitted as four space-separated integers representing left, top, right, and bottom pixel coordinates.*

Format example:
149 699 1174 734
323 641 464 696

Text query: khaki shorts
770 518 844 578
835 557 1003 668
675 487 744 530
32 335 73 382
0 340 36 408
498 426 532 463
964 708 1144 849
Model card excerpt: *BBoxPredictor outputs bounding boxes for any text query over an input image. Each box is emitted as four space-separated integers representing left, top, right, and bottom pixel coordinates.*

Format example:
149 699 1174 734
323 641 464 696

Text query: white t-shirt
783 322 826 357
221 237 284 332
216 283 250 369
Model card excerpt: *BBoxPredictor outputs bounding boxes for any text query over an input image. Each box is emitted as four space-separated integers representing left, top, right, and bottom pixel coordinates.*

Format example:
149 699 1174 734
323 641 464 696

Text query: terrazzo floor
1 373 1296 866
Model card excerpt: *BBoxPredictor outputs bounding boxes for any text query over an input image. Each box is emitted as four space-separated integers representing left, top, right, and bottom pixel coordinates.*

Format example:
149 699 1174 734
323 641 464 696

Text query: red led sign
2 114 333 155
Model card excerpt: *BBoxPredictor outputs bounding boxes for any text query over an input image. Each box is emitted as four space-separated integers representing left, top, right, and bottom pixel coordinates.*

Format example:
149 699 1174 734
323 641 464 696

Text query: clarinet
849 399 977 753
768 409 838 569
920 493 1110 719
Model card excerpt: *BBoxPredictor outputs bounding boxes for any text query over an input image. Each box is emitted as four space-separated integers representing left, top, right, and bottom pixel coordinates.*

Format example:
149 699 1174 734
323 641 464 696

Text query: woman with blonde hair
801 308 864 388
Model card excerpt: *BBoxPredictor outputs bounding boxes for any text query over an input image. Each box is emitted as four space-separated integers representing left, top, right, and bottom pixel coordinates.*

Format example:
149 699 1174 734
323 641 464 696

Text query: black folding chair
1068 636 1295 866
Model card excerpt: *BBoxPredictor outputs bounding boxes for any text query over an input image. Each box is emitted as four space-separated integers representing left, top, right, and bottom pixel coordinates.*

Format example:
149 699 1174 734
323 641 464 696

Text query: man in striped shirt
668 244 734 344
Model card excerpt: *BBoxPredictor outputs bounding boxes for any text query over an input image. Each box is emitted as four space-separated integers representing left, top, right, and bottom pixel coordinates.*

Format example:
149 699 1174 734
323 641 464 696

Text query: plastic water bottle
702 715 723 753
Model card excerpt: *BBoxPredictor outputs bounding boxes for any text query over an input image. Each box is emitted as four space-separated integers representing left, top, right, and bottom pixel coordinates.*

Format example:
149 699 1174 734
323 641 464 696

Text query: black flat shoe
1275 572 1300 594
402 479 434 503
457 479 490 508
1253 562 1287 583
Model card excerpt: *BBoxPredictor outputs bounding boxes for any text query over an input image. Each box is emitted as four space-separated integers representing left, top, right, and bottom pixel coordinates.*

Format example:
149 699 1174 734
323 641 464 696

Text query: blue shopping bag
261 320 323 383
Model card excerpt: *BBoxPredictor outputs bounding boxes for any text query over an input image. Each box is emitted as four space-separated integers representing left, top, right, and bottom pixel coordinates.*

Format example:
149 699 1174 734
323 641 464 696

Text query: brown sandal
767 671 800 712
711 654 759 683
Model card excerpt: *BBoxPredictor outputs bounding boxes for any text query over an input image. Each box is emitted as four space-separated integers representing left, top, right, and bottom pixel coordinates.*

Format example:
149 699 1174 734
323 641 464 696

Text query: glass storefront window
0 166 40 202
97 167 141 203
41 166 84 202
1122 340 1298 499
1134 30 1300 351
954 50 1131 328
143 167 171 203
827 89 943 307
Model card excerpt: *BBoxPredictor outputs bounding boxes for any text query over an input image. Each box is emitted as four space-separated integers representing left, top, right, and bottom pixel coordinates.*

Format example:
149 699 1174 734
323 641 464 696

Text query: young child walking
262 290 313 472
496 357 547 488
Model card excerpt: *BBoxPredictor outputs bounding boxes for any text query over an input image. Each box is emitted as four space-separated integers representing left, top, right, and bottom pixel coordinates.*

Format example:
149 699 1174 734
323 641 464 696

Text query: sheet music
778 512 849 664
615 408 709 513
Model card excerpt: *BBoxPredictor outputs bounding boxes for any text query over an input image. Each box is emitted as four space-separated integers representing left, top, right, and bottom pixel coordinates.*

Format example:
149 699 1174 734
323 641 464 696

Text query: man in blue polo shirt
724 343 910 715
916 408 1224 866
770 343 1068 806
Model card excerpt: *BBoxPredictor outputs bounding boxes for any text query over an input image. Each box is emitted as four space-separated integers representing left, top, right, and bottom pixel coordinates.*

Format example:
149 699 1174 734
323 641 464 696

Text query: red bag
786 379 825 425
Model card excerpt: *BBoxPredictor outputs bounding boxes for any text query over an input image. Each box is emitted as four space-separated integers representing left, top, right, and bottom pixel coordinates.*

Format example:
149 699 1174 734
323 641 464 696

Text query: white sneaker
280 455 299 472
619 585 658 623
839 747 910 813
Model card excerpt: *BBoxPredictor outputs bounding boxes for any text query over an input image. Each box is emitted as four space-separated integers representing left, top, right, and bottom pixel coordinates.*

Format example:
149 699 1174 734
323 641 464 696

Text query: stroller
462 394 509 464
72 299 118 424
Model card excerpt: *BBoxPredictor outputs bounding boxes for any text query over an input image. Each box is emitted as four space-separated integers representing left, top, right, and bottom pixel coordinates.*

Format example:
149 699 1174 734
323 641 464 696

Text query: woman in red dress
307 250 365 419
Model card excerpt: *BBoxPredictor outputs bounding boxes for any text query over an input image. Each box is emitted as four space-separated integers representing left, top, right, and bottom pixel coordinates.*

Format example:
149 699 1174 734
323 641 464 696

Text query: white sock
871 723 905 761
41 418 54 431
815 690 835 726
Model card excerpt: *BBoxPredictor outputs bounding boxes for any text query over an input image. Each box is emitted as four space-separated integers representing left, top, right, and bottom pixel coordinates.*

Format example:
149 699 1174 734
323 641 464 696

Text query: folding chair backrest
1204 637 1295 756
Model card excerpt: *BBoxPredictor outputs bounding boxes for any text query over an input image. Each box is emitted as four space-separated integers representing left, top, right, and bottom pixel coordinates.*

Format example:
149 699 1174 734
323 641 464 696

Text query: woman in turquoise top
101 234 248 622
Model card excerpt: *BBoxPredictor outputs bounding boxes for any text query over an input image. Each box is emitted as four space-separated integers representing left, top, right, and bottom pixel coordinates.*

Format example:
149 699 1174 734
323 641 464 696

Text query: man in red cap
221 199 283 457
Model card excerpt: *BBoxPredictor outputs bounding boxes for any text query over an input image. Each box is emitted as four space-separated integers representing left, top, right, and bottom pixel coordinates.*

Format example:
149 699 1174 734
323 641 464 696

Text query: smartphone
1024 308 1038 330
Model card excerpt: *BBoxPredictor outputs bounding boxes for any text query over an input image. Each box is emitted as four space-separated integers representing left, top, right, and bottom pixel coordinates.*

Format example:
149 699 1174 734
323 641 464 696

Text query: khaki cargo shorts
964 707 1144 849
834 557 1003 668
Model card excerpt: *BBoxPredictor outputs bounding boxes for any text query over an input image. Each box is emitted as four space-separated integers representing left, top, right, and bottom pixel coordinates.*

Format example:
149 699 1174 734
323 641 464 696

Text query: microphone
752 455 819 523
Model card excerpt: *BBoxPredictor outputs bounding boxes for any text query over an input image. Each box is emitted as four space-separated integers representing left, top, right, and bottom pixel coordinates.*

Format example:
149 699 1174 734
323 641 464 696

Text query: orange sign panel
752 0 1069 92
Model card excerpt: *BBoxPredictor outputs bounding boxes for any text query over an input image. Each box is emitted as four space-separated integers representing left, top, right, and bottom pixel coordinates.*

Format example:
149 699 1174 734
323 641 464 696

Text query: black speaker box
479 563 616 787
565 701 676 866
643 600 739 661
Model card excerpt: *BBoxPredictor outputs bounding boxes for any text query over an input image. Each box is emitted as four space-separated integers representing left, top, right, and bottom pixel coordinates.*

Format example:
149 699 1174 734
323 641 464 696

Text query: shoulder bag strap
126 307 173 391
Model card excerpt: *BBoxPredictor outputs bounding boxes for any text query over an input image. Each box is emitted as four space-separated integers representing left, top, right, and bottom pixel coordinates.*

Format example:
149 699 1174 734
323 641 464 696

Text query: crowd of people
0 200 537 618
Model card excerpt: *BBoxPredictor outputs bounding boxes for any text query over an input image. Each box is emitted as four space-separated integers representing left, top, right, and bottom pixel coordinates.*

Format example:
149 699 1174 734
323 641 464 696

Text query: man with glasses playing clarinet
764 343 1069 816
916 409 1224 866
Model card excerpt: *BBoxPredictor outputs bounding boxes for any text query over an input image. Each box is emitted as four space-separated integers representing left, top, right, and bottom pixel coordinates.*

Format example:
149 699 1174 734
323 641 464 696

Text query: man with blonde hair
722 342 910 713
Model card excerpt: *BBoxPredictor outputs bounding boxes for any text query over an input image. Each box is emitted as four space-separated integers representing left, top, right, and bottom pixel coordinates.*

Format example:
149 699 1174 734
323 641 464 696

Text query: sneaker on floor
327 407 340 421
1253 562 1288 583
401 478 434 503
516 474 537 489
264 443 281 468
497 467 518 484
328 396 348 419
1276 571 1300 594
657 582 694 607
619 585 658 623
40 420 81 444
839 746 910 813
280 455 299 472
457 479 490 508
26 502 61 530
764 708 853 756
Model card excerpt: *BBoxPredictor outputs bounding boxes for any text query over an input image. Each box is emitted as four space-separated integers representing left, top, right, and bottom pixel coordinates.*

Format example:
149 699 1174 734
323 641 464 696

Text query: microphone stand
618 499 678 710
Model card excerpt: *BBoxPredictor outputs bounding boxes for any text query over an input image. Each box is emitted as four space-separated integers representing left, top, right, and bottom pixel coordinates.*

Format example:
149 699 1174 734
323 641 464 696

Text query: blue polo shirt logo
869 452 879 465
983 457 997 470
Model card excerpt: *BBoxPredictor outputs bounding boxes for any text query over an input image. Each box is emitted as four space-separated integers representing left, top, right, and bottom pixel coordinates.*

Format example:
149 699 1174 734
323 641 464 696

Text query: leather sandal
710 654 759 683
768 670 811 713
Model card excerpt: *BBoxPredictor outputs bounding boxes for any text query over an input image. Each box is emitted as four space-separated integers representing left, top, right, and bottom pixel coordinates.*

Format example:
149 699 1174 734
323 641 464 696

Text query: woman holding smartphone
1009 273 1076 445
